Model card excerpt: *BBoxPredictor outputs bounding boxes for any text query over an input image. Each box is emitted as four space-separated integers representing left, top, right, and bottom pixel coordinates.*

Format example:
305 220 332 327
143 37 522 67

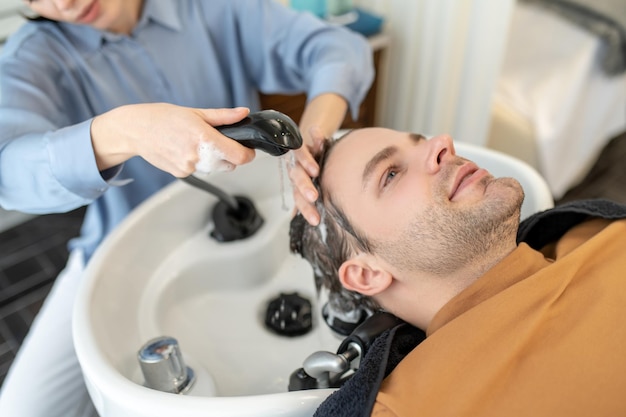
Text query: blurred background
1 0 624 387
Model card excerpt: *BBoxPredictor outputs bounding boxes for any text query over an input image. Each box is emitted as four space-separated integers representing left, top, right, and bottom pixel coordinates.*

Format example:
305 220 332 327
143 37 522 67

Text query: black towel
313 198 626 417
516 198 626 248
313 323 426 417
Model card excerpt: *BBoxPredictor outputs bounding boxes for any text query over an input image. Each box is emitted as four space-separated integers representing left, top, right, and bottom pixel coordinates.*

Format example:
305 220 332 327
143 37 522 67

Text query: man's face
322 128 524 277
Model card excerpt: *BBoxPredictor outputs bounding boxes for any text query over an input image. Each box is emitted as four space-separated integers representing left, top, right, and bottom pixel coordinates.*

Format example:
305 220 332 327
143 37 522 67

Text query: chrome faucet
301 342 362 388
138 336 196 394
289 312 405 390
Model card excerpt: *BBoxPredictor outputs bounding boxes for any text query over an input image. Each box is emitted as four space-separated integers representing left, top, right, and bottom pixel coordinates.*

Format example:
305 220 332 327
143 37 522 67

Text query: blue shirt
0 0 373 260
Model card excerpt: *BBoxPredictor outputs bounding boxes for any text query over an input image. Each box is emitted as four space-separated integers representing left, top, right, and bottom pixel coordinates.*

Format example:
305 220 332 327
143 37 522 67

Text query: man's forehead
327 128 418 168
323 128 412 190
326 129 381 175
332 127 392 155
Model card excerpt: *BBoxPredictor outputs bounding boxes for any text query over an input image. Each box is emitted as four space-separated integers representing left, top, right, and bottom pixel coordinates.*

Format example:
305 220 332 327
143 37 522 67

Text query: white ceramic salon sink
73 143 553 417
73 154 341 417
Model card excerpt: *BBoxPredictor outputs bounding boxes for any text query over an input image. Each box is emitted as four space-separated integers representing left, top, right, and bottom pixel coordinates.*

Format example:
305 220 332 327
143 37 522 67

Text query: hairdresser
0 1 373 416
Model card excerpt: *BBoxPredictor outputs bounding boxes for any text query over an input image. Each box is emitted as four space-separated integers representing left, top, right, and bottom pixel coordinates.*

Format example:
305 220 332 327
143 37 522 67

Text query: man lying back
289 127 626 417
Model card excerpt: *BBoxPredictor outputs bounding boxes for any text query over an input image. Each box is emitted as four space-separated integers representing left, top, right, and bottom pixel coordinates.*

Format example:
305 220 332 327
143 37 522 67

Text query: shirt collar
135 0 182 33
426 243 552 336
58 0 182 51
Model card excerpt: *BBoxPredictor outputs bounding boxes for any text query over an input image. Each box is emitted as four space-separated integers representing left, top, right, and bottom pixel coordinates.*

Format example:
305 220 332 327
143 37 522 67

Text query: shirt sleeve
0 27 117 214
227 0 375 119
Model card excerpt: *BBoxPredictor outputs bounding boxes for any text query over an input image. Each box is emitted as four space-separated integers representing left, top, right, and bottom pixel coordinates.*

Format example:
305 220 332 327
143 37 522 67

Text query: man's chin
490 177 524 202
482 177 524 221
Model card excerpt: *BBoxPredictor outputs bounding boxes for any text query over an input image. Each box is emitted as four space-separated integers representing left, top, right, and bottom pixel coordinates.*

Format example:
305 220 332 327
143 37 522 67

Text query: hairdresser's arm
225 1 374 225
291 93 348 225
0 61 253 214
90 104 255 176
0 51 98 213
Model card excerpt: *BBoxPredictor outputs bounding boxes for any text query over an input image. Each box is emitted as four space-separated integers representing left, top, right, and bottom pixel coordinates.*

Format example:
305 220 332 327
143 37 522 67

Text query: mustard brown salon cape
313 198 626 417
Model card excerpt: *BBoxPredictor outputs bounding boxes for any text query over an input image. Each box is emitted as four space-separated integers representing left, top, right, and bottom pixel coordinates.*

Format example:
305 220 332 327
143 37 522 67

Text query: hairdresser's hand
91 104 256 177
289 93 348 225
289 125 326 226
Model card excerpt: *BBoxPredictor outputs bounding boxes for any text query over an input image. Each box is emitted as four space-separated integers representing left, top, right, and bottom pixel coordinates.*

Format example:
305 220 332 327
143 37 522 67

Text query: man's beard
371 176 524 277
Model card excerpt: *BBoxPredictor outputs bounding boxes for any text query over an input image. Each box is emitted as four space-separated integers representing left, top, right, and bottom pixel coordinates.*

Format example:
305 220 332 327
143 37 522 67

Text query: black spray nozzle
217 109 303 156
182 109 302 211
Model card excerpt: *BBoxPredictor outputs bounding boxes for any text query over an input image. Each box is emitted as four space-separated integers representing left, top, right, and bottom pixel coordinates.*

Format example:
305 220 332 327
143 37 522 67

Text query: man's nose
425 134 456 174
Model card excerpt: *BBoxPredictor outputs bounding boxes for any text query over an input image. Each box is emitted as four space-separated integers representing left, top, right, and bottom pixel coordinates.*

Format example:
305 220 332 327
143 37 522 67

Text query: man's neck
397 237 518 331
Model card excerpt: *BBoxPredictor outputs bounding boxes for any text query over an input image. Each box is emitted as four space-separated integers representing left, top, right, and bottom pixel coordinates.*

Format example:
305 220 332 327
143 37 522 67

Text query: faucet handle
138 336 196 394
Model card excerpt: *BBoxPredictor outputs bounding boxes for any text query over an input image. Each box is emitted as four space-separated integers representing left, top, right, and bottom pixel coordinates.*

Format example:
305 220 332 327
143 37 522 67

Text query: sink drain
264 292 313 337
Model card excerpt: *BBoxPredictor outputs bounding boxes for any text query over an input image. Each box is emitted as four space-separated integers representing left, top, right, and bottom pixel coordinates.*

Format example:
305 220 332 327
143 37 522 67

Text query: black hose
181 175 239 210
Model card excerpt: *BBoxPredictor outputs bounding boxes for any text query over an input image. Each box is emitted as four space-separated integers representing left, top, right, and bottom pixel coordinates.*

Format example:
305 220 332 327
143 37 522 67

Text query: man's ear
338 256 393 296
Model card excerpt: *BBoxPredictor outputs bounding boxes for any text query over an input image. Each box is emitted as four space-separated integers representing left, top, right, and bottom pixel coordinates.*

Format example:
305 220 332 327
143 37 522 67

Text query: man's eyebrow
410 133 426 142
362 146 398 190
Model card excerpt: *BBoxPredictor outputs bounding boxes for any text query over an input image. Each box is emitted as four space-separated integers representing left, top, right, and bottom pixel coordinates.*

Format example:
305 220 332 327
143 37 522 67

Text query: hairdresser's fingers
288 154 318 203
288 155 320 225
306 125 327 155
293 125 326 177
292 186 321 226
196 107 256 166
197 106 251 127
292 145 319 179
194 149 237 174
202 129 256 167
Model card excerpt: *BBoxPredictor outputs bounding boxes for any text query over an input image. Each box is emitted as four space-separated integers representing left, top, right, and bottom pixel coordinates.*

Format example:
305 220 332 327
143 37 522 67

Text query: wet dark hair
289 133 381 313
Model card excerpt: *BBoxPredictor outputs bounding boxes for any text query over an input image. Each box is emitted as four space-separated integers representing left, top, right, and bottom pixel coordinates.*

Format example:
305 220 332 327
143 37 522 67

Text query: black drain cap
265 292 313 337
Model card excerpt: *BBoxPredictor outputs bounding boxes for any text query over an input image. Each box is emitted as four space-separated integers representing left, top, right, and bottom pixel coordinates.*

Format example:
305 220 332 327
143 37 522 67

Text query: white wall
354 0 514 145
